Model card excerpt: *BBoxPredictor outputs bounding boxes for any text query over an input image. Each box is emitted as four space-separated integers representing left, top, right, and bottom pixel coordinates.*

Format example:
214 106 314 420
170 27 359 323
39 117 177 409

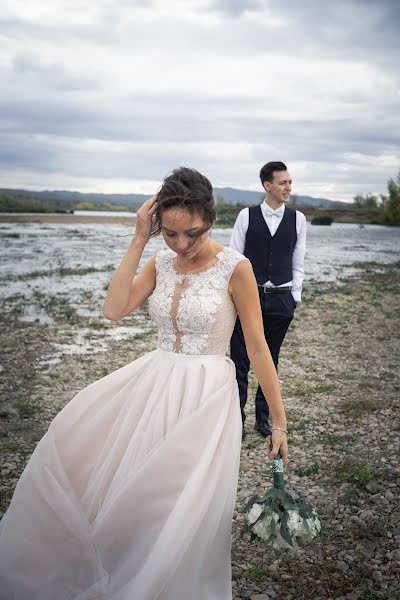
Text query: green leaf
299 506 313 519
281 496 298 511
243 495 263 512
252 509 268 527
285 487 300 501
270 497 283 516
257 489 276 503
277 489 288 501
270 517 276 537
265 534 275 547
279 512 294 547
302 516 311 533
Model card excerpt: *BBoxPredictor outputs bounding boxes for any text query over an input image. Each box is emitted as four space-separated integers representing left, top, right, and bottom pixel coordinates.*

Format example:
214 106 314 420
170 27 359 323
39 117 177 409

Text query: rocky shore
0 261 399 600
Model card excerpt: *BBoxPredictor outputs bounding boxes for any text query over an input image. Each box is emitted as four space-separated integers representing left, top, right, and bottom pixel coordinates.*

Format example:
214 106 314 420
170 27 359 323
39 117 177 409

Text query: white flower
246 503 321 548
247 503 263 525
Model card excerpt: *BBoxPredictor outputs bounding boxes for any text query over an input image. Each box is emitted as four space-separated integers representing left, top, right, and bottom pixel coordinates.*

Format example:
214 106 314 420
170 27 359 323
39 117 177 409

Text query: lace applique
148 247 247 355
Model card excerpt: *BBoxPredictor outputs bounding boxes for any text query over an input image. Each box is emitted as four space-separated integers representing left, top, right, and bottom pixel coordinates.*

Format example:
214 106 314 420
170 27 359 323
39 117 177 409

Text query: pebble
365 480 380 494
359 509 374 521
346 592 362 600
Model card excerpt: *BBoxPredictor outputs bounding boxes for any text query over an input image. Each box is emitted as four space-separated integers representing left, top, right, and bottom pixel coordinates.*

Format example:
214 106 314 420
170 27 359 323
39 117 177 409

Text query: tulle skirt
0 348 242 600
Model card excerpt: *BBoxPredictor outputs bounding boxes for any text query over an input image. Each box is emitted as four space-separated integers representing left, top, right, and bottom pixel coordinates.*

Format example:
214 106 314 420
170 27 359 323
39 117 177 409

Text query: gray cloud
209 0 264 16
209 0 400 62
0 0 399 201
1 88 398 152
11 54 99 91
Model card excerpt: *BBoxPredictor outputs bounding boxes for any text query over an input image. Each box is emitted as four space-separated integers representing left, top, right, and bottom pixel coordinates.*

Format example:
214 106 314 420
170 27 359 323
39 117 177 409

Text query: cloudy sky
1 0 399 202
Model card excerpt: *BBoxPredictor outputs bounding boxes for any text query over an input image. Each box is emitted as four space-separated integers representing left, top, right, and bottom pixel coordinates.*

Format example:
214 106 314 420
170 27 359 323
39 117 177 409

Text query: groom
230 161 306 439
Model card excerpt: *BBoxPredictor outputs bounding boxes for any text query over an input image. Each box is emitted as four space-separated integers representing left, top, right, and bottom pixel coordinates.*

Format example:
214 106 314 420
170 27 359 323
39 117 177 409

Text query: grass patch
317 432 352 447
383 311 398 319
243 439 261 450
314 383 337 393
12 264 115 281
0 439 20 453
341 519 387 543
285 408 301 420
0 232 20 238
341 487 360 506
338 397 380 416
290 385 312 398
335 460 390 489
133 331 154 341
244 561 269 583
294 462 320 477
288 418 313 433
18 402 42 418
32 292 82 324
316 503 336 521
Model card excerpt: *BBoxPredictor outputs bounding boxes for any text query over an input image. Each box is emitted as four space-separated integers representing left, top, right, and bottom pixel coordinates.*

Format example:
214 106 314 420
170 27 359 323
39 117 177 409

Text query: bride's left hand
267 431 288 464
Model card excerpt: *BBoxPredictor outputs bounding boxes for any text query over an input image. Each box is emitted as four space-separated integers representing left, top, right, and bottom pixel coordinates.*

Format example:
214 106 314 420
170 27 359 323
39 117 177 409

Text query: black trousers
230 289 295 426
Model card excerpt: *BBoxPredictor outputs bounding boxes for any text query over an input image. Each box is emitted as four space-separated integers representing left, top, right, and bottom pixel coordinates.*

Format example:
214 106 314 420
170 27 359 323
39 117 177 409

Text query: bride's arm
229 259 288 462
103 196 158 321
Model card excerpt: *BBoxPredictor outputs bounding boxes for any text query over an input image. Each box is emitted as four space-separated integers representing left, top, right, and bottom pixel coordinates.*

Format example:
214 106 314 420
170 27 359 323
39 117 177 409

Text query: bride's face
161 208 210 259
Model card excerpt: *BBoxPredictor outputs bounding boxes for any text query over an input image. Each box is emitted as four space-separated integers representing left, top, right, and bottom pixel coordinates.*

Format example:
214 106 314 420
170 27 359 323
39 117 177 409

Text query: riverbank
0 207 389 226
0 262 399 599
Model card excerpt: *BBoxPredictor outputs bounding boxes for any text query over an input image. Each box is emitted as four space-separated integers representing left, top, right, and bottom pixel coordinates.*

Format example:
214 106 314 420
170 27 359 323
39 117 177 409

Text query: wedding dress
0 246 246 600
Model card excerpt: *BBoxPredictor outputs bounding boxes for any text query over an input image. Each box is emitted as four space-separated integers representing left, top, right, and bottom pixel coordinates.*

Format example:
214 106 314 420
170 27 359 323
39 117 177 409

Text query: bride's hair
151 167 216 237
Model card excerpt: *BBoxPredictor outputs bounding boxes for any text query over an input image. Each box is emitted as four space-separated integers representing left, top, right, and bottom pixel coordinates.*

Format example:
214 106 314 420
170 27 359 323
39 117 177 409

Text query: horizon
0 184 349 204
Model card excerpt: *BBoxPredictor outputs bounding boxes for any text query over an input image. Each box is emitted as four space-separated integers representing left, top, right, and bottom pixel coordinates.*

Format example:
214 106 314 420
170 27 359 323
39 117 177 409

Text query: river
1 218 399 325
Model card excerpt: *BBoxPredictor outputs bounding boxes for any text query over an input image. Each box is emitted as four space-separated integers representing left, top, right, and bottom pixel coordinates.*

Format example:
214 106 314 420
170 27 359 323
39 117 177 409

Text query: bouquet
244 451 321 549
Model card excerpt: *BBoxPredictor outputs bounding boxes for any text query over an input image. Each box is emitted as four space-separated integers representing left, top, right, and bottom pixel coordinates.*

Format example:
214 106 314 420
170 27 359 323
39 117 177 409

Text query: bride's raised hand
134 195 158 244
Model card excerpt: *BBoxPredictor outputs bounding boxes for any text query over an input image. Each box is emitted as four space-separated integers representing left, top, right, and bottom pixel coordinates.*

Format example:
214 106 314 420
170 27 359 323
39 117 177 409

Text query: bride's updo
152 167 216 236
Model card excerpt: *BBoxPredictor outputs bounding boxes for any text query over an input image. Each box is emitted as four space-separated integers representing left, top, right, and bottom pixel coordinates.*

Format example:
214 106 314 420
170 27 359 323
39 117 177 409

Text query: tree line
0 192 74 213
2 170 399 225
353 169 400 224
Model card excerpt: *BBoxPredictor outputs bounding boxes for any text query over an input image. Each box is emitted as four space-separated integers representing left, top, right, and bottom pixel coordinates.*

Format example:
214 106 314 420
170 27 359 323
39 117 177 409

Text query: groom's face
264 170 292 204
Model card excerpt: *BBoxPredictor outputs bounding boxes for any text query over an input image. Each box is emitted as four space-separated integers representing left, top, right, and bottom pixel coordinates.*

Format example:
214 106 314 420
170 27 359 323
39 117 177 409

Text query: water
75 210 137 217
302 222 399 281
1 220 398 287
1 220 398 362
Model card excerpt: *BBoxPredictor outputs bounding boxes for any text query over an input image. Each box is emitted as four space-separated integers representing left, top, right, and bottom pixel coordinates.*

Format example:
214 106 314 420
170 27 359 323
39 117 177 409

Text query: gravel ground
0 261 399 600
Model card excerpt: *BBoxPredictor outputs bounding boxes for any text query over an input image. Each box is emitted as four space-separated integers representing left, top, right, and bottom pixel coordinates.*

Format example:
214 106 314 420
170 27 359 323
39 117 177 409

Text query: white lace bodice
148 247 247 355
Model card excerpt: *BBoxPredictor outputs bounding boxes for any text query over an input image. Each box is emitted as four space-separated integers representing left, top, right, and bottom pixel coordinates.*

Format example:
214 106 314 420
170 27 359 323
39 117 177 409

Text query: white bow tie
264 205 284 218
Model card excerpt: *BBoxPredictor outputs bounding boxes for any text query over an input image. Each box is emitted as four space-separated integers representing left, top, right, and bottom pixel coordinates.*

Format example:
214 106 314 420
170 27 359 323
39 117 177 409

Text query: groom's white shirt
229 202 307 302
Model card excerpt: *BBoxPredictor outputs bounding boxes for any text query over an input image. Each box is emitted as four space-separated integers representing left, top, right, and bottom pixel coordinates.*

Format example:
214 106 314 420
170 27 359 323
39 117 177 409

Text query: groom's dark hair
260 162 287 186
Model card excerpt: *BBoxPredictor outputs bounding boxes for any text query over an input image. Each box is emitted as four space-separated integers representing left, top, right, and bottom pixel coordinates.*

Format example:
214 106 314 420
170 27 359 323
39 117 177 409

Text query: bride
0 167 288 600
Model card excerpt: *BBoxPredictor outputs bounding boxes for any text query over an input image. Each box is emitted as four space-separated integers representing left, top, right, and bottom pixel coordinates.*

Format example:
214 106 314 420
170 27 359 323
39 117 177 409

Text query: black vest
244 205 297 286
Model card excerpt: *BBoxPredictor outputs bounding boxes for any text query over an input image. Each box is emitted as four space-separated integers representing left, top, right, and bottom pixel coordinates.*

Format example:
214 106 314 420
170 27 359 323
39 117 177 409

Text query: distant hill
213 187 348 208
0 187 348 208
0 188 150 205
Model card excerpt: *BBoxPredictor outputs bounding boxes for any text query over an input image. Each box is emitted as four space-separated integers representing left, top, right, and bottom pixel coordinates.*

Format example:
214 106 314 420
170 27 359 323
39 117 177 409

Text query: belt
257 285 292 294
